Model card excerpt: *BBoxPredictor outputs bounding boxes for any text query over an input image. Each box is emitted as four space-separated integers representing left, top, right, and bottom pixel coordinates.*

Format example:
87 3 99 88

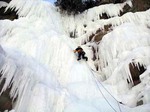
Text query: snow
0 0 150 112
0 1 8 8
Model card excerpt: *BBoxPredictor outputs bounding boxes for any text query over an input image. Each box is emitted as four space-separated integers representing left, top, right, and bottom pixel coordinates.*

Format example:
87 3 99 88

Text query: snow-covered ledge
0 1 8 8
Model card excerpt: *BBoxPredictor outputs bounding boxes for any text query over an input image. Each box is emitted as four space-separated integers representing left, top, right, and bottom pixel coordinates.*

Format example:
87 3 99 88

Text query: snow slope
0 0 150 112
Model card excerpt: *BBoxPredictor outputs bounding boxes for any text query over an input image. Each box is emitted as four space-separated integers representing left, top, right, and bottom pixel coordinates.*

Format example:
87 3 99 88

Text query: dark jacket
74 47 83 53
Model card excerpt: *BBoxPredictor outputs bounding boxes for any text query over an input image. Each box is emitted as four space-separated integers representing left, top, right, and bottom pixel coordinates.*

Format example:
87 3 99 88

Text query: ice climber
74 46 88 61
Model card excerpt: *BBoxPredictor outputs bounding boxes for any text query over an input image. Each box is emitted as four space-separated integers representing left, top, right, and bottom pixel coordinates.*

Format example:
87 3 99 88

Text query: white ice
0 0 150 112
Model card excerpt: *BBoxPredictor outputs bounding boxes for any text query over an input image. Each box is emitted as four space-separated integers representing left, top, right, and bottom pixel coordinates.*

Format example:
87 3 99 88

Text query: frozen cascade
98 23 150 108
0 0 122 112
0 0 150 112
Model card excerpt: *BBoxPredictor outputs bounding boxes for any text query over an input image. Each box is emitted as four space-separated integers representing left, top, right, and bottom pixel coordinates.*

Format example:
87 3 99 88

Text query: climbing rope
71 45 122 112
86 63 122 112
91 69 122 112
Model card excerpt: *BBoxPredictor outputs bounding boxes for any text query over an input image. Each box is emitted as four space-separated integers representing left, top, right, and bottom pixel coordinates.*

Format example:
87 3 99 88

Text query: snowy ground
0 0 150 112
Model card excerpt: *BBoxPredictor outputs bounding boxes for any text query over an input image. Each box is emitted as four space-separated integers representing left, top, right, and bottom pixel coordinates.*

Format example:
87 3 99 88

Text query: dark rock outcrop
0 79 13 111
0 7 18 20
100 0 125 4
129 63 146 86
121 0 150 15
130 0 150 12
0 0 18 20
0 0 11 3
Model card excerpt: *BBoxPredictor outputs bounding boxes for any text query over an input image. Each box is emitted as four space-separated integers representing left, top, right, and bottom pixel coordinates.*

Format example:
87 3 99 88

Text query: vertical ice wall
98 23 150 107
0 0 150 112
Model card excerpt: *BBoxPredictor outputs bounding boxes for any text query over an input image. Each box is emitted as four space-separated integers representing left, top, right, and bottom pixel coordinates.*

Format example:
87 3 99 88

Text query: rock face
0 48 13 112
131 0 150 12
0 78 13 111
0 0 11 3
121 0 150 15
129 63 146 86
100 0 125 4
